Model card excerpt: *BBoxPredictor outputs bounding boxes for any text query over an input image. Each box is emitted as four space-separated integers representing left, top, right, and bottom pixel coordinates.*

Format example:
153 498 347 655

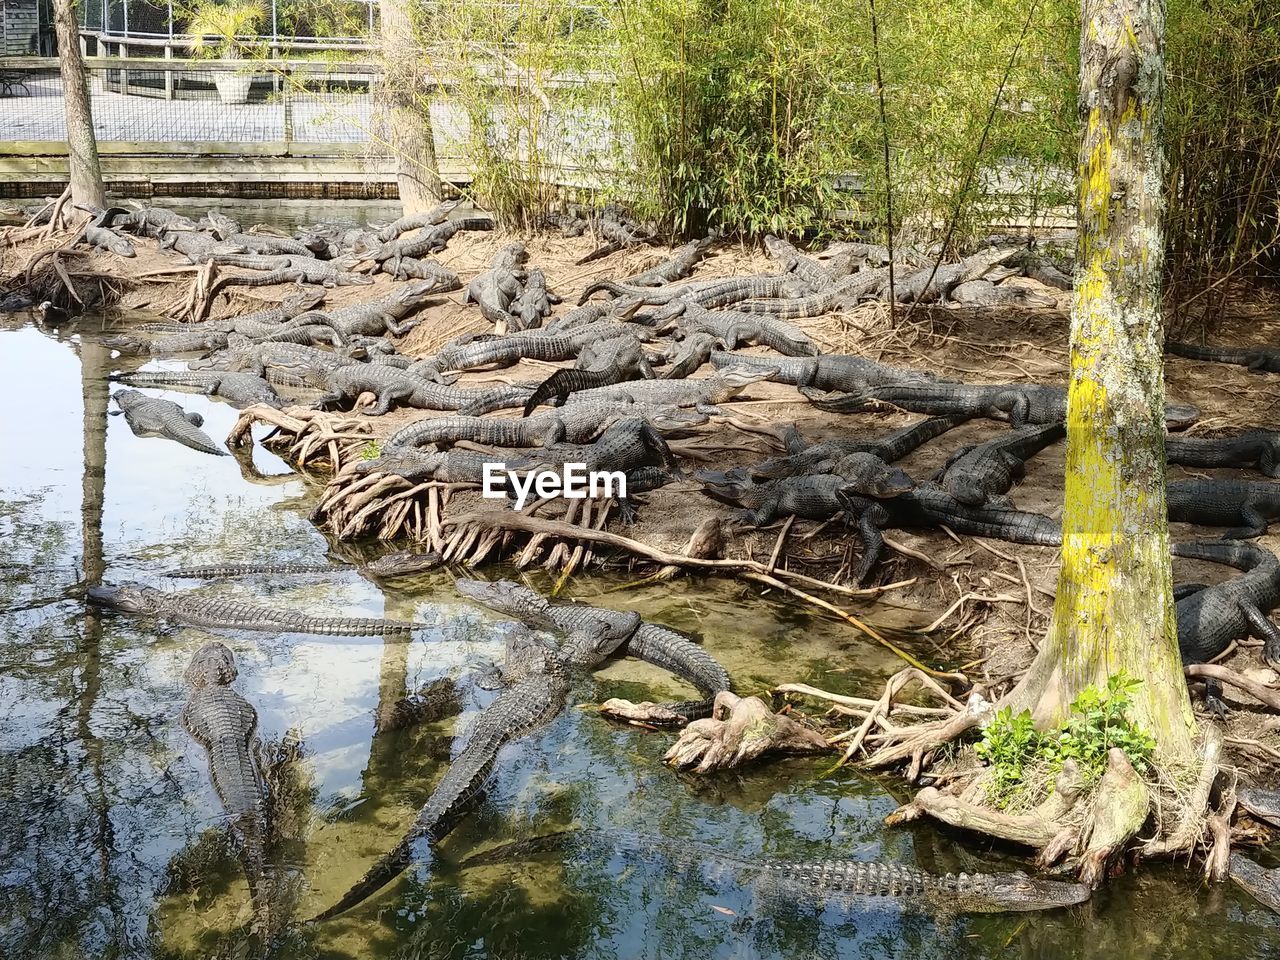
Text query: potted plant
185 0 265 105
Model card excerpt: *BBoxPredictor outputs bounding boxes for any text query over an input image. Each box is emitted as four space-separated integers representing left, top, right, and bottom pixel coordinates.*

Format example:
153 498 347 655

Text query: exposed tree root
597 699 689 728
663 692 831 772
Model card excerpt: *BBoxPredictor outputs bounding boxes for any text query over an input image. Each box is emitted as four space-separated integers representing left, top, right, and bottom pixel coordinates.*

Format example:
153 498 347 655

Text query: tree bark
1005 0 1196 759
52 0 105 209
378 0 443 214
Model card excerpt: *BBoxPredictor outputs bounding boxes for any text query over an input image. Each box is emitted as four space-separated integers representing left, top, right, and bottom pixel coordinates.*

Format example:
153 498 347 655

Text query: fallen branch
1186 664 1280 710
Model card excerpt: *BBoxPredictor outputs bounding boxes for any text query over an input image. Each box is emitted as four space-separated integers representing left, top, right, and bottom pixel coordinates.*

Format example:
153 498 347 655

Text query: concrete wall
2 0 40 56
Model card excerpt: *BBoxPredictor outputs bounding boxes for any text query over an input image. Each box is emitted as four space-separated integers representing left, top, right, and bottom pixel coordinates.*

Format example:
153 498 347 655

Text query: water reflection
0 315 1275 959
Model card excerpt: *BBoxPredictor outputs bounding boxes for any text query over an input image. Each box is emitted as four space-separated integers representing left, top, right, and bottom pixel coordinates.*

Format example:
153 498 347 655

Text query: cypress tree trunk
378 0 443 214
53 0 105 209
1006 0 1195 759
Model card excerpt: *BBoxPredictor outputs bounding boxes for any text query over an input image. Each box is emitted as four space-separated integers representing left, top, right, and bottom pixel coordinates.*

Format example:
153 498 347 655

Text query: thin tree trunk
1006 0 1195 759
378 0 442 214
52 0 105 209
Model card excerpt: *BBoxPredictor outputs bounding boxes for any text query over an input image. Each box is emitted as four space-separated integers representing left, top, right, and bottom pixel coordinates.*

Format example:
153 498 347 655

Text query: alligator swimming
313 613 639 920
165 552 445 581
933 422 1065 506
459 831 1091 914
1166 340 1280 374
111 388 226 456
1166 430 1280 478
1167 479 1280 538
455 578 731 712
86 583 428 636
1172 540 1280 715
180 642 274 926
754 416 970 478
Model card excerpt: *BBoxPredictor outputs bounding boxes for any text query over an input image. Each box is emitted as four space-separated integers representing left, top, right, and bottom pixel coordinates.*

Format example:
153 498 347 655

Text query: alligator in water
165 551 445 581
87 583 428 636
804 381 1201 430
1166 430 1280 478
1166 340 1280 374
1229 854 1280 913
312 613 640 920
455 578 732 715
111 388 226 456
180 642 275 927
754 416 970 478
458 831 1091 914
1173 540 1280 715
1168 479 1280 538
933 422 1065 506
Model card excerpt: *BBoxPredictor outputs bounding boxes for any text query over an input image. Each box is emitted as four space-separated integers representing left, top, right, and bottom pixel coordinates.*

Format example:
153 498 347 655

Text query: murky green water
1 312 1277 959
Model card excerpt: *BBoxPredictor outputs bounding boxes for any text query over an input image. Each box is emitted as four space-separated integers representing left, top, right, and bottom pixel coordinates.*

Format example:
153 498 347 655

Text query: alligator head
716 364 779 390
1164 402 1201 431
564 610 642 665
86 582 165 615
364 550 445 579
455 578 533 610
834 453 916 497
283 289 326 313
183 641 238 687
958 870 1090 913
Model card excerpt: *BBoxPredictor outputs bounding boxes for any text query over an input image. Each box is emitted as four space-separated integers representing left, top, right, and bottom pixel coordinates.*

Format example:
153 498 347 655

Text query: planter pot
214 71 254 104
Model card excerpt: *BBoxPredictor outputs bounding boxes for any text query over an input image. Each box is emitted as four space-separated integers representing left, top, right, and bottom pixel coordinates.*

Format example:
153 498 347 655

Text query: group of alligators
53 200 1280 926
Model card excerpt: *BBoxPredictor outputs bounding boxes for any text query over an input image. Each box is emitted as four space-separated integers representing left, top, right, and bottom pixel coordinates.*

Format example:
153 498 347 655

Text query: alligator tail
310 837 418 922
1172 539 1275 572
1166 341 1246 363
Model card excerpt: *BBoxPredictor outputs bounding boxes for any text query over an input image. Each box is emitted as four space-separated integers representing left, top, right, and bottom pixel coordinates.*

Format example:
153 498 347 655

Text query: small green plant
975 671 1156 809
359 439 381 460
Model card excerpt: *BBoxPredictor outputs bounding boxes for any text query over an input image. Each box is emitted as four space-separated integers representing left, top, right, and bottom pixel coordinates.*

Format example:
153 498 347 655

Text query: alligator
86 582 428 636
764 234 838 289
454 579 731 711
613 234 717 288
734 267 891 319
354 447 528 484
312 614 639 920
362 550 446 579
1173 540 1280 714
709 350 935 393
218 233 316 258
521 335 654 415
111 388 226 456
530 366 770 415
104 327 233 357
1229 854 1280 914
160 230 243 264
199 210 242 239
463 241 527 332
82 207 136 257
1237 786 1280 826
458 831 1091 914
844 485 1062 582
703 453 917 525
211 253 360 274
754 416 970 478
194 338 364 385
410 320 652 382
210 259 373 292
512 268 559 331
381 255 464 286
580 275 804 312
376 676 462 734
165 561 343 578
893 248 1020 303
120 205 199 238
372 216 494 266
314 364 537 416
372 200 461 242
288 279 444 339
949 279 1058 308
933 422 1065 506
521 417 681 477
384 403 708 451
1166 430 1280 478
1168 479 1280 538
180 642 274 923
110 371 283 409
1166 340 1280 373
678 303 818 356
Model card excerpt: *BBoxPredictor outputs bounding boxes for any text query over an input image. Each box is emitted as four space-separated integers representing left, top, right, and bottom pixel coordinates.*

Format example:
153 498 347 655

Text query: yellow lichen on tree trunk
1005 0 1195 760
